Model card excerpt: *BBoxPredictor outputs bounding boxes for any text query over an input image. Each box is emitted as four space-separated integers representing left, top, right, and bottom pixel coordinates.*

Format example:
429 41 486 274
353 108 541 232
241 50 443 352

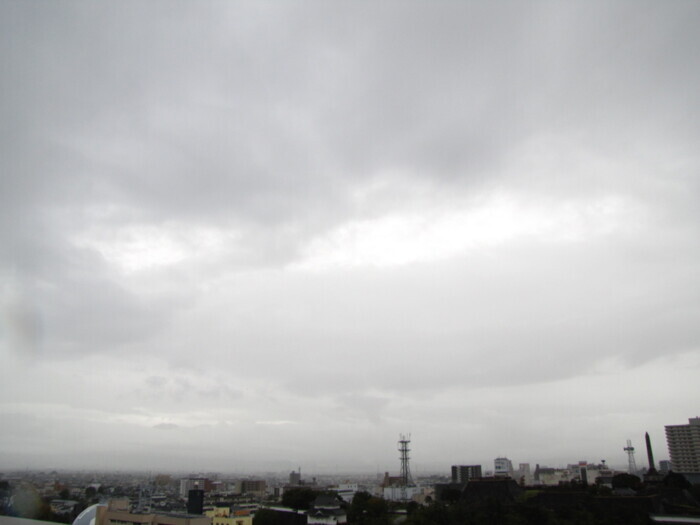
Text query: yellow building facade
204 508 252 525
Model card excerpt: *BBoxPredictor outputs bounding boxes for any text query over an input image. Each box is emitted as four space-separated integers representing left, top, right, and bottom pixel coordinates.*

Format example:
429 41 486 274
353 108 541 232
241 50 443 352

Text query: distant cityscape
1 417 700 524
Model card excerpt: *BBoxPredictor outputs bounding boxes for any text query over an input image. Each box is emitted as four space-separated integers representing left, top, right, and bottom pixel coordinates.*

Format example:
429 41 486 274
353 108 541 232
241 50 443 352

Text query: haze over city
1 1 699 474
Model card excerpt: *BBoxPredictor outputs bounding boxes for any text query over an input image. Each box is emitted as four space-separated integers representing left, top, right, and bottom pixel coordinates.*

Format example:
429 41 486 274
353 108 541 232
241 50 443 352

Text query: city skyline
0 425 676 475
1 1 699 473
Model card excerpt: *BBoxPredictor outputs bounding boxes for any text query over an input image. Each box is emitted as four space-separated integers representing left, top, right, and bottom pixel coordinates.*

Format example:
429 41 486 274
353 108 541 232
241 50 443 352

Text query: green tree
440 488 461 504
690 483 700 501
252 509 280 525
611 473 641 491
664 472 692 490
405 502 450 525
281 487 316 511
348 491 389 525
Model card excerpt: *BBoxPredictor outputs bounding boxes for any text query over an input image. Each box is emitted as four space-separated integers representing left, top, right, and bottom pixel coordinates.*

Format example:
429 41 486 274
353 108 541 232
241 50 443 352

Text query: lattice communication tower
624 439 638 474
399 434 413 486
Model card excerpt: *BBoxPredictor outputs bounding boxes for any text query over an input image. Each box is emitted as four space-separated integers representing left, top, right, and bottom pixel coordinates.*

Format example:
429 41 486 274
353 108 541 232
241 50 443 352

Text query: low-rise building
50 499 80 518
204 507 252 525
96 499 211 525
235 480 266 498
306 495 346 525
534 465 573 486
179 479 212 499
659 460 672 474
333 483 357 504
382 485 422 502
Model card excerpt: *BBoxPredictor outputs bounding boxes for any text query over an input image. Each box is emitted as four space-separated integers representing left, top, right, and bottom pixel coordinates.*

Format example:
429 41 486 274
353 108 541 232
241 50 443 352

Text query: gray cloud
153 422 179 430
1 0 699 472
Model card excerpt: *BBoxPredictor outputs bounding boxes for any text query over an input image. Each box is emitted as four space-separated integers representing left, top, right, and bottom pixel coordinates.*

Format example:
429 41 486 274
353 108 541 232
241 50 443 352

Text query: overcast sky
1 1 699 476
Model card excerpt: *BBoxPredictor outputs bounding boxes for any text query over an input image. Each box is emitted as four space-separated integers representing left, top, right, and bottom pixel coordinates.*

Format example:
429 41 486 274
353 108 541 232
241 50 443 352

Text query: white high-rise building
665 417 700 474
494 457 513 477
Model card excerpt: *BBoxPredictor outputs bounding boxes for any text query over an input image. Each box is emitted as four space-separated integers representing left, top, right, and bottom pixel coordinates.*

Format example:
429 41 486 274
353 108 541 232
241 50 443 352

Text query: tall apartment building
451 465 482 484
665 417 700 473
